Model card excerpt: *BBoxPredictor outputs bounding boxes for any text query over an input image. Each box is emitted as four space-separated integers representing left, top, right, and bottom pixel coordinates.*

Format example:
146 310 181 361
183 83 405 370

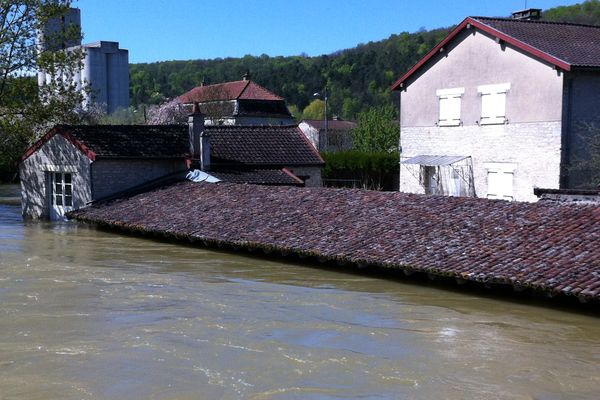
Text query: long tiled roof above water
69 182 600 303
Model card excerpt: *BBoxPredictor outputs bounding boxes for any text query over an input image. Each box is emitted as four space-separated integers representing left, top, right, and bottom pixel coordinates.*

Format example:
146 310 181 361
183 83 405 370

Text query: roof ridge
236 79 252 99
471 16 600 30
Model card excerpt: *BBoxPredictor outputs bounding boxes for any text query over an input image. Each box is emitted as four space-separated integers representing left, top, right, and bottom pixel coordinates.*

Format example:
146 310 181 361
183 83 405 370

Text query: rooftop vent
512 8 542 20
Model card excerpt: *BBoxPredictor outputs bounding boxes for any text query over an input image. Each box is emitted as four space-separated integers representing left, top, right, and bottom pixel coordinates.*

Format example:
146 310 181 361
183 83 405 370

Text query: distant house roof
177 79 283 104
20 123 323 168
301 119 357 132
207 125 324 167
391 17 600 90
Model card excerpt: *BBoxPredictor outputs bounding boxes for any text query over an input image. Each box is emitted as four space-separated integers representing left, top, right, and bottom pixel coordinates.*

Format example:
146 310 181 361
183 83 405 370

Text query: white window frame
485 162 516 201
52 172 74 208
436 87 464 126
478 83 510 125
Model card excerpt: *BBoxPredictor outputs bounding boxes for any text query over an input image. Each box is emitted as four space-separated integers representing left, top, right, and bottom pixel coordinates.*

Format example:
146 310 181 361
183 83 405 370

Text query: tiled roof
302 119 357 131
177 80 283 104
21 124 323 167
20 125 189 162
391 16 600 90
206 125 324 166
210 169 304 186
473 17 600 68
69 182 600 303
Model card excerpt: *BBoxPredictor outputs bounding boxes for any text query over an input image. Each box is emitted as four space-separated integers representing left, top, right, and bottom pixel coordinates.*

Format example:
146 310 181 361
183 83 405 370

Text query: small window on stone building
436 87 464 126
478 83 510 125
53 172 73 207
485 163 516 200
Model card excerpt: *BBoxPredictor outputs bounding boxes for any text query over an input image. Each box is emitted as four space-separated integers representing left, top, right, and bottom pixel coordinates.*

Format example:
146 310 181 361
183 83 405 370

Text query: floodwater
0 185 598 399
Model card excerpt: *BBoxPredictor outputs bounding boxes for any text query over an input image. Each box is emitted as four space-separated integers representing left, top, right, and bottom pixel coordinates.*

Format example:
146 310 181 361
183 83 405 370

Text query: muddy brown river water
0 185 598 399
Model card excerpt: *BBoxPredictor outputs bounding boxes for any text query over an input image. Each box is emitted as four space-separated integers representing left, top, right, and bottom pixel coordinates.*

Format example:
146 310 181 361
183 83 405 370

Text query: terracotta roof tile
177 80 283 104
58 125 188 159
473 17 600 68
206 125 324 166
210 169 304 186
70 182 600 302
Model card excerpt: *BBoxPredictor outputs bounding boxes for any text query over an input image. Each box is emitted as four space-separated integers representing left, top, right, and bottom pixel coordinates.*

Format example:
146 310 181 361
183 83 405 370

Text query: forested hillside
130 27 449 120
129 1 600 120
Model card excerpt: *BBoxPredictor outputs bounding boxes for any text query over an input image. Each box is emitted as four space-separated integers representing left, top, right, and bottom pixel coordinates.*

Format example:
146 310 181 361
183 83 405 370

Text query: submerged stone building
19 109 323 220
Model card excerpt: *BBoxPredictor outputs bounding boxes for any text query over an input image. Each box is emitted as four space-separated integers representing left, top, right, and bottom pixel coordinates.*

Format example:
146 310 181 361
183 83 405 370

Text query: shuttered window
478 83 510 125
436 87 464 126
485 163 516 201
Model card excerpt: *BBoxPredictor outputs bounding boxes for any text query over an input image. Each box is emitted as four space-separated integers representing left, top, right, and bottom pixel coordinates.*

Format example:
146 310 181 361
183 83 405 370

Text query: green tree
0 0 86 181
352 105 398 153
301 99 325 120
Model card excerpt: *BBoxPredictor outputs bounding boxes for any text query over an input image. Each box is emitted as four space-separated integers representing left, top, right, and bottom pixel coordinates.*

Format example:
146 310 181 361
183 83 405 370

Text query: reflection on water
0 185 599 399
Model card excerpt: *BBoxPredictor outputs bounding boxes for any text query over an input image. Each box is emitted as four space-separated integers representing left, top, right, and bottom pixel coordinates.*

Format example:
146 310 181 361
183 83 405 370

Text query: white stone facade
19 135 92 219
400 122 562 202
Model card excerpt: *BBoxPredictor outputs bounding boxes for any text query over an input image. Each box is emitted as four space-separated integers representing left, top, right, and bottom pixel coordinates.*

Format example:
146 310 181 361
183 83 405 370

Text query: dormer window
436 87 464 126
478 83 510 125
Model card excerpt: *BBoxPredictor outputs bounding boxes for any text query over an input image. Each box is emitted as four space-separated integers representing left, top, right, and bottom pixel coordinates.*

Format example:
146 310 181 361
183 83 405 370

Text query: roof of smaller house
301 119 357 131
391 16 600 90
210 168 304 186
177 79 283 104
206 125 324 166
20 125 188 162
21 124 323 168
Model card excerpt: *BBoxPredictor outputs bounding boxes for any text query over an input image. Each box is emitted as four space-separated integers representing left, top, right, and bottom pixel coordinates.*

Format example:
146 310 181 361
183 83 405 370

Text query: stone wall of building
286 166 322 187
91 159 187 200
400 121 562 202
19 135 92 219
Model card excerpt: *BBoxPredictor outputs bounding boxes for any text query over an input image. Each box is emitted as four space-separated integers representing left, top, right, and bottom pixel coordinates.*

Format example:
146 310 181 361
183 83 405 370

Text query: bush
322 151 399 191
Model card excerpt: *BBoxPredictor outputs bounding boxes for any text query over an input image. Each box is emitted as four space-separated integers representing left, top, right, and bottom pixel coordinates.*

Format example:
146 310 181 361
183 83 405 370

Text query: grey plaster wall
400 122 562 202
401 29 564 127
19 135 92 219
399 26 565 202
91 159 186 200
287 166 322 187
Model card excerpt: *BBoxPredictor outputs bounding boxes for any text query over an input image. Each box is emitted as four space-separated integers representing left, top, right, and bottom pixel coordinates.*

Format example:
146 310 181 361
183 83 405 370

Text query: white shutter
436 88 464 126
487 170 501 199
486 163 515 201
478 83 510 125
499 171 514 200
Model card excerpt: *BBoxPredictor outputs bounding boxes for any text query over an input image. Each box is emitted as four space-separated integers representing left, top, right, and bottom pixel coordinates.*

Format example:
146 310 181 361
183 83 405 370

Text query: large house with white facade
391 10 600 202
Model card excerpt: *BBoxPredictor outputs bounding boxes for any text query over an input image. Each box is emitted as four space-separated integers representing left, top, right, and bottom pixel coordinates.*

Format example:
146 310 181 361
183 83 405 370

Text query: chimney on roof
188 102 210 170
512 8 542 20
242 70 251 81
200 77 206 87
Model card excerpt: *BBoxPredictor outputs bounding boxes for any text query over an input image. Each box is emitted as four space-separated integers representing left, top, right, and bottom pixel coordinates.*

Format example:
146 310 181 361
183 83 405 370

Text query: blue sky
74 0 582 63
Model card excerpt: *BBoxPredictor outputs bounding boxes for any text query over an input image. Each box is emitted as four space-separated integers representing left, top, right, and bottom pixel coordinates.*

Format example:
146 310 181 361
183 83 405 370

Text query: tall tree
352 105 398 153
0 0 87 181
